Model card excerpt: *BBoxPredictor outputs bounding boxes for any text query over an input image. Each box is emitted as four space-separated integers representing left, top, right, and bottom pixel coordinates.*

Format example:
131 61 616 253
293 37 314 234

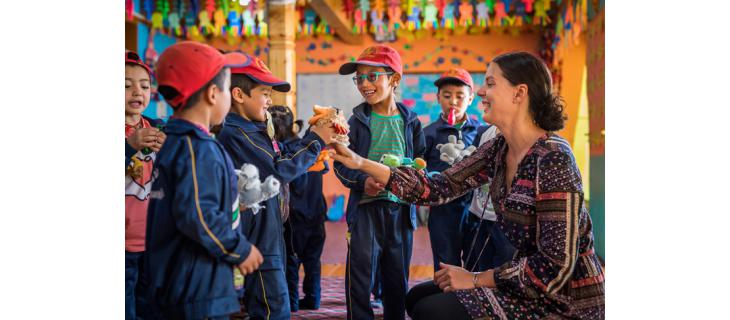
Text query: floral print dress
386 132 605 319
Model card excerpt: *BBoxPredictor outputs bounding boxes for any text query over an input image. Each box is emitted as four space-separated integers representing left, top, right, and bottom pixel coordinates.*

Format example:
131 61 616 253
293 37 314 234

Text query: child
125 50 166 320
216 52 336 320
334 45 426 320
421 68 480 271
269 105 328 312
462 124 516 271
143 42 263 319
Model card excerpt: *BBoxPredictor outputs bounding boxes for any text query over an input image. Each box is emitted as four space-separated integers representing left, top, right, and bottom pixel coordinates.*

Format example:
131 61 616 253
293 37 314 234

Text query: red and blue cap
338 45 403 76
155 41 238 108
226 53 291 93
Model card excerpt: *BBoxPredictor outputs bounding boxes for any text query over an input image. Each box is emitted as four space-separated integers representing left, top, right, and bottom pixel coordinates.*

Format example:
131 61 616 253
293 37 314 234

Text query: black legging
405 281 471 320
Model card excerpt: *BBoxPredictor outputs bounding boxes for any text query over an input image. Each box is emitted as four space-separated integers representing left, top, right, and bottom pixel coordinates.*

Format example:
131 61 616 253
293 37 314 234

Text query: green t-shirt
360 112 407 204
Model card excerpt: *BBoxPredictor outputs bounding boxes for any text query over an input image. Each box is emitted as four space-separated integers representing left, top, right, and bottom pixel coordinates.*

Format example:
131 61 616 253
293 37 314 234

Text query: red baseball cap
156 41 233 108
338 45 403 76
125 50 153 77
227 54 291 93
434 68 474 90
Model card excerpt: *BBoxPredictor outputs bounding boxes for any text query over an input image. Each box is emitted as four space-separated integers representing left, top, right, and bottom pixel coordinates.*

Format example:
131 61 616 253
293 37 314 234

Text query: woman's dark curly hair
269 105 303 141
492 52 566 131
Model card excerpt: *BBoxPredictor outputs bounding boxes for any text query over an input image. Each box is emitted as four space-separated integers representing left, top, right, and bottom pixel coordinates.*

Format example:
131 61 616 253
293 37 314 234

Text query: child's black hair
158 67 229 110
268 105 303 141
436 78 472 95
231 74 260 97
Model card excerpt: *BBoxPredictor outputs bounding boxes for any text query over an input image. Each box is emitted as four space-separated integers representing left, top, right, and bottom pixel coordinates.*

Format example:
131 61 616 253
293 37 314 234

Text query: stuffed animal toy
380 154 427 170
308 150 331 172
308 105 350 146
235 164 281 215
436 134 476 165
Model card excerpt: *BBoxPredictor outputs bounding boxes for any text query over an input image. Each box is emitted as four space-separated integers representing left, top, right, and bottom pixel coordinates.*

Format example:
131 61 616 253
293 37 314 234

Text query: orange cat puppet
307 105 350 172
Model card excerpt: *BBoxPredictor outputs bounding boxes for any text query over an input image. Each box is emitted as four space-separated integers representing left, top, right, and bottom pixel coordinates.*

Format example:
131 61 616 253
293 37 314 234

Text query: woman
330 52 605 319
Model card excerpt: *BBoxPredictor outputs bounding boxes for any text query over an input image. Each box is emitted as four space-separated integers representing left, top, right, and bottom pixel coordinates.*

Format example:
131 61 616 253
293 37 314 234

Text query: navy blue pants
461 214 517 272
427 200 469 271
346 201 414 320
284 211 326 311
243 269 290 320
126 251 151 320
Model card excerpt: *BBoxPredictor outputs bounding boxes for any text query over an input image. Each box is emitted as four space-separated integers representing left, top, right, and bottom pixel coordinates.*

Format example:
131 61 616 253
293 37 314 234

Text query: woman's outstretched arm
329 137 501 206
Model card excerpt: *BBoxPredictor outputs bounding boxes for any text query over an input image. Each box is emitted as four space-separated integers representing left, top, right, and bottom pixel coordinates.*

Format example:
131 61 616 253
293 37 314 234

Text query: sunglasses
352 72 394 85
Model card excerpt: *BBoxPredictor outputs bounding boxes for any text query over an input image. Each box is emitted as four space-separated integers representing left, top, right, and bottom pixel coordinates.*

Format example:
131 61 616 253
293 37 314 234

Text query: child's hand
310 123 338 145
238 245 264 275
328 143 364 170
128 128 163 152
364 177 385 196
152 130 167 153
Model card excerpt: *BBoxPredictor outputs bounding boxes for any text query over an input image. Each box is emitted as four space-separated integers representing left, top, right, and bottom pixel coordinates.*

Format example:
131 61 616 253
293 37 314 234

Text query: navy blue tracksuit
284 145 329 311
143 118 253 319
422 116 480 271
217 113 324 320
334 102 426 320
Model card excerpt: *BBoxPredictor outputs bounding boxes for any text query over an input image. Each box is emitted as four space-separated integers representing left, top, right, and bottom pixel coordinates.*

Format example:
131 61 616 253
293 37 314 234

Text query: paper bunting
213 9 226 35
151 12 165 33
144 0 154 19
304 9 317 35
476 1 490 28
205 0 216 16
242 8 256 36
227 10 241 36
533 0 550 25
126 0 134 20
387 0 403 30
442 1 456 29
458 0 474 26
257 9 268 38
523 0 535 12
502 0 514 11
423 1 439 29
168 12 183 36
185 11 200 38
157 0 170 20
492 1 508 25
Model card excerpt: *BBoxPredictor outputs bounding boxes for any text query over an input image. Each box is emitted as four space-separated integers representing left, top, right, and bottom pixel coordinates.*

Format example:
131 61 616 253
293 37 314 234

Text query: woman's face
477 63 519 127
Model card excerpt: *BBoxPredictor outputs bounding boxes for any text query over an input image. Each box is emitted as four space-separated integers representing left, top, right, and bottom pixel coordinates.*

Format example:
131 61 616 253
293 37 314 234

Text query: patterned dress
386 133 605 319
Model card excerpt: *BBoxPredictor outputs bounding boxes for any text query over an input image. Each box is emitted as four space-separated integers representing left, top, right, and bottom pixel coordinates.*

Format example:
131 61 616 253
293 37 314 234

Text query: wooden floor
320 221 435 281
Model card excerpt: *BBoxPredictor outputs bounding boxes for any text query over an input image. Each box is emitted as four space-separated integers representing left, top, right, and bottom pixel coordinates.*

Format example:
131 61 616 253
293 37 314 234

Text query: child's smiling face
354 65 399 106
125 64 151 117
240 85 273 122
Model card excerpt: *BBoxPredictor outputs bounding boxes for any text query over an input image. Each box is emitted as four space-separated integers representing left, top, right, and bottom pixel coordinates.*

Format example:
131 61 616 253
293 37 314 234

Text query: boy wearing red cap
334 45 426 320
125 50 166 320
143 42 263 319
216 52 336 320
421 68 481 272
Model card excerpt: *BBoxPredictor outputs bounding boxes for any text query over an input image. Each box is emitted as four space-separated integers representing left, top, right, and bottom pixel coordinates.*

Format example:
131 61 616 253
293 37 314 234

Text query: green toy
141 123 165 155
380 154 427 170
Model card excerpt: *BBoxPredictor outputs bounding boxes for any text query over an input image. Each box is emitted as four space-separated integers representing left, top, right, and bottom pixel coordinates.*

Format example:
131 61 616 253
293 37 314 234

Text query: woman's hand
329 143 365 170
434 263 477 292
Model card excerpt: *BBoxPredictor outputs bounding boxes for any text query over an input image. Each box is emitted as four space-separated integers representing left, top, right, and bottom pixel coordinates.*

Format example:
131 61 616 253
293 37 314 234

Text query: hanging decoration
213 9 226 35
304 9 317 35
242 6 256 36
144 0 155 19
458 0 474 27
257 7 269 38
423 0 439 29
533 0 550 25
441 0 456 29
126 0 135 20
387 0 403 31
406 0 421 30
475 1 490 28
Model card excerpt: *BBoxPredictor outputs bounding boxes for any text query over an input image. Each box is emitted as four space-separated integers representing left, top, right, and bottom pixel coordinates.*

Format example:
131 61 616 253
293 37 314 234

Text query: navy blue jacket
287 135 330 220
216 112 324 270
333 102 426 227
422 116 481 206
144 118 252 319
125 115 164 168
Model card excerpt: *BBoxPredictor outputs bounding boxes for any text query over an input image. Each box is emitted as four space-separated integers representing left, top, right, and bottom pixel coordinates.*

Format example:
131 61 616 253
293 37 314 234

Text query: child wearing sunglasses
334 45 426 320
124 50 166 320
